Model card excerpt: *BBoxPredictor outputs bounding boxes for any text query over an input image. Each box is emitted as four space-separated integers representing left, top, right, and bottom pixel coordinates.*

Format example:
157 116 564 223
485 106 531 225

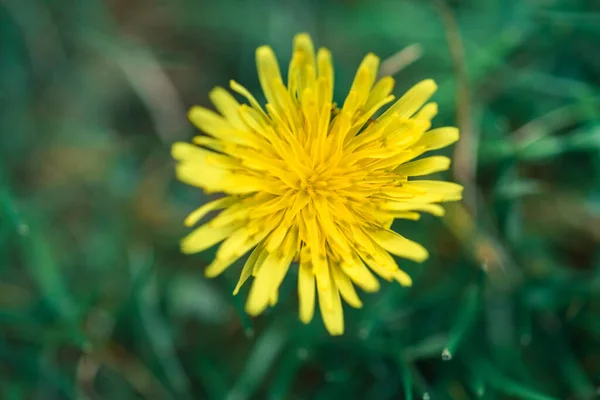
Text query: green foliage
1 0 599 398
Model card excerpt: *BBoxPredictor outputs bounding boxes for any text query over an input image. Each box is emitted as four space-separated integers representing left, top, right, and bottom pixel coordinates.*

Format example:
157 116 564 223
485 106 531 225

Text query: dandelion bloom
172 33 462 335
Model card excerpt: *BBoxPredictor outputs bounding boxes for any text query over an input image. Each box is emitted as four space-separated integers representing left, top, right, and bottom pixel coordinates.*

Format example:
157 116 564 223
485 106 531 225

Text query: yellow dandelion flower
172 33 462 335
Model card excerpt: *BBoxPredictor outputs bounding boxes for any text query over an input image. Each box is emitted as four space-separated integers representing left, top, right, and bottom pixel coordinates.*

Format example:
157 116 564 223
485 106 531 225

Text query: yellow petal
245 252 280 316
396 156 451 177
344 113 396 151
173 141 224 164
405 181 464 201
218 173 277 195
364 76 395 111
171 142 243 192
265 223 290 252
293 33 316 69
313 195 351 257
245 231 296 316
414 102 438 121
180 222 239 254
351 94 395 134
370 228 429 263
389 212 421 221
188 106 249 145
314 258 333 310
206 202 251 228
291 33 317 97
183 196 238 227
392 269 413 287
357 243 401 282
298 248 316 323
268 228 299 295
383 217 394 229
192 136 226 153
380 201 446 216
205 256 237 278
345 53 380 111
414 127 459 151
332 265 362 308
229 80 269 121
256 46 284 107
175 162 227 192
209 87 246 129
251 244 271 277
384 118 430 150
303 207 328 274
206 226 271 278
269 77 301 129
318 272 344 335
381 79 437 120
269 290 278 306
317 48 334 105
340 254 380 292
238 104 270 136
172 141 198 161
367 148 422 171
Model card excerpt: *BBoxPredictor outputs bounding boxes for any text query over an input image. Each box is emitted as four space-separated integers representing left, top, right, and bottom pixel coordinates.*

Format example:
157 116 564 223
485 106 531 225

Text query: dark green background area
1 0 599 399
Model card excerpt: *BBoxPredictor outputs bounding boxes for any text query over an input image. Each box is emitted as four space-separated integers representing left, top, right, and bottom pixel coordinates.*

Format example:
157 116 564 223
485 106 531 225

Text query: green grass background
1 0 600 399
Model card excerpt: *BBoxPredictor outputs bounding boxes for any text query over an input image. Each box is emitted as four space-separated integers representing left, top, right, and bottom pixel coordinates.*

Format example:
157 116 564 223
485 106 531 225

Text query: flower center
300 170 332 197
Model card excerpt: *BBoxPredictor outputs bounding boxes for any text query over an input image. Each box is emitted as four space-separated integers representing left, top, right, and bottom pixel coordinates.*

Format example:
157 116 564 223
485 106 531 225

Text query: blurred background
1 0 600 399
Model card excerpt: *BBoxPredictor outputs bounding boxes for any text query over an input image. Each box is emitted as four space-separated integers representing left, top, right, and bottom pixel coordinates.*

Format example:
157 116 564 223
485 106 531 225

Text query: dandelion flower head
172 33 462 335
